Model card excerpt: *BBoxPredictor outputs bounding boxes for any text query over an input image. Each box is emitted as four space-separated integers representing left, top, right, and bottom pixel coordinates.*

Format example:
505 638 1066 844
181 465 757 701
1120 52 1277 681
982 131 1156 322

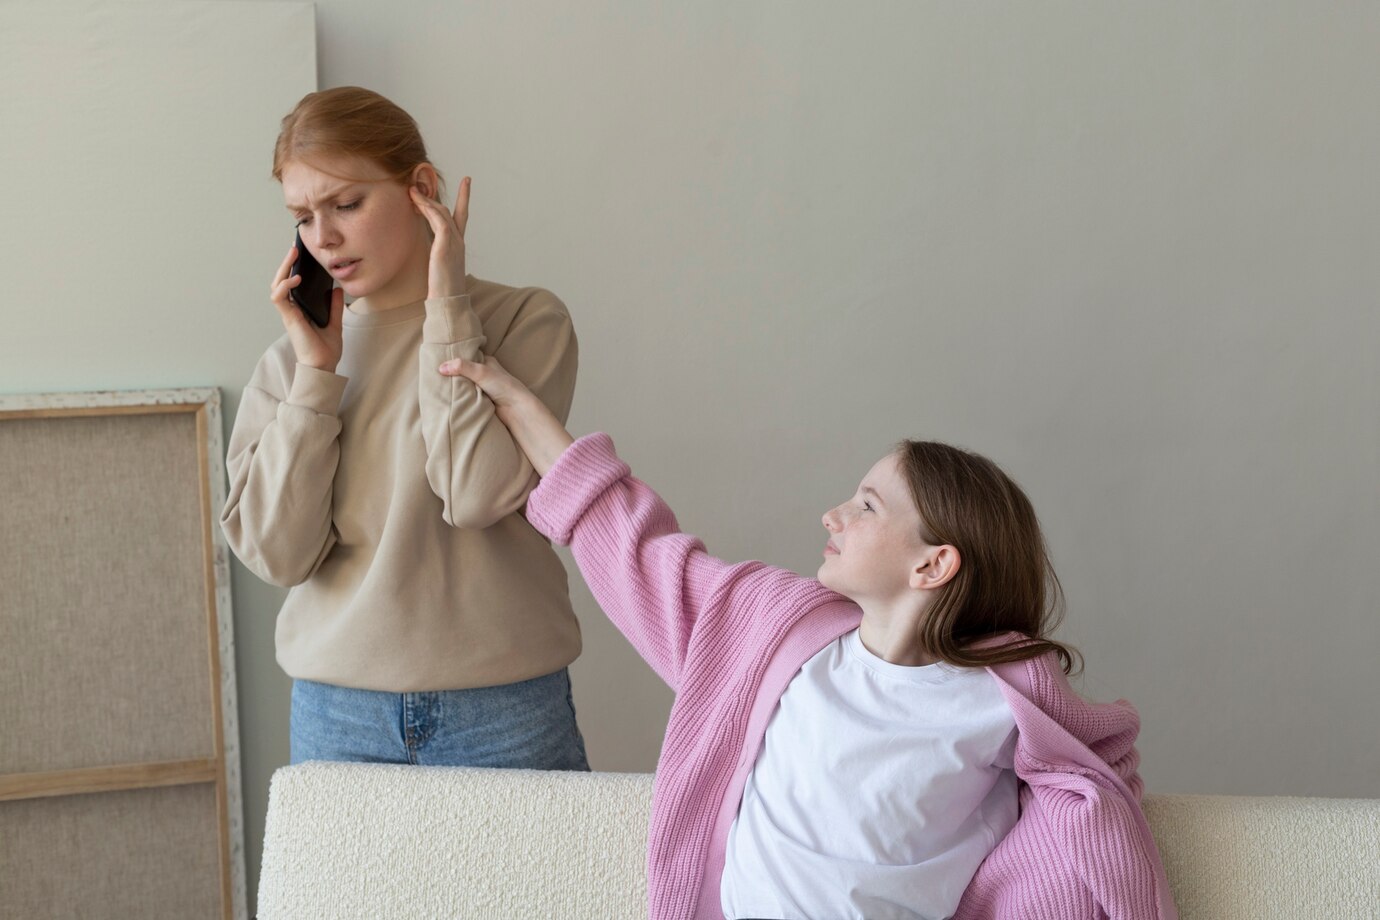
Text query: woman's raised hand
410 176 470 300
439 354 574 476
271 246 345 373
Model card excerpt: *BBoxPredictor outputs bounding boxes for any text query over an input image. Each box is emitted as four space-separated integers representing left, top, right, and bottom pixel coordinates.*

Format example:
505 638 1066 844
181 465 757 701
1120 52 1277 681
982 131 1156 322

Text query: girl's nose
822 507 841 532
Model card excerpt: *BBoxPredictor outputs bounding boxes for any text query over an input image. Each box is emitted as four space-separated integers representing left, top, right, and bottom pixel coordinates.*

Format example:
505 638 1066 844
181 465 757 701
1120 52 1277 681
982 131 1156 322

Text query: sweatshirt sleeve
524 433 827 691
417 291 578 530
220 361 345 587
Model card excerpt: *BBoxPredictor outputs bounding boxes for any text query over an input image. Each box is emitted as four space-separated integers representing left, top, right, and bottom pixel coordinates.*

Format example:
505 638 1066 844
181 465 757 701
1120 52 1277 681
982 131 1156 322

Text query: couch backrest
258 762 1380 919
259 763 654 919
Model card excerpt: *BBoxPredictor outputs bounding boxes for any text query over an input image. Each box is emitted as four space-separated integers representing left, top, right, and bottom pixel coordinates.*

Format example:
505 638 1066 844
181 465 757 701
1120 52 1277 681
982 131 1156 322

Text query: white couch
257 762 1380 919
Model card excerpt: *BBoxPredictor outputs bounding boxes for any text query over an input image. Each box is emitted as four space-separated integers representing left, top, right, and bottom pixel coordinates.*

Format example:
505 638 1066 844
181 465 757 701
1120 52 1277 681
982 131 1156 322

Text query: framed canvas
0 388 245 920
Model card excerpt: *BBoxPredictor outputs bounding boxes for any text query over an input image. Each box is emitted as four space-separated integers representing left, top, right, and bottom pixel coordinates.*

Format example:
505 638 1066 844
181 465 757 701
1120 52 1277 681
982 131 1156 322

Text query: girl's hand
440 354 574 476
410 177 470 300
271 245 345 373
438 353 526 418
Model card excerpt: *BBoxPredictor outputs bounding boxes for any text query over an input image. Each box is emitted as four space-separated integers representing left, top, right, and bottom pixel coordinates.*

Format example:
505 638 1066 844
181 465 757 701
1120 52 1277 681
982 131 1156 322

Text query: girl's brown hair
896 440 1081 675
272 86 441 189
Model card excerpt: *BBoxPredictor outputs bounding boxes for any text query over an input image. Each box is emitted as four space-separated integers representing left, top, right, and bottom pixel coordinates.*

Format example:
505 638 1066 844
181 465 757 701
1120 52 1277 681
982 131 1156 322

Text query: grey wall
0 1 316 908
6 0 1378 910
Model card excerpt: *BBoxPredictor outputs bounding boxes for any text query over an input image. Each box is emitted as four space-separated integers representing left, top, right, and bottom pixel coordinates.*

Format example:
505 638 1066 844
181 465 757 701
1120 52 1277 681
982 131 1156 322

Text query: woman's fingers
271 273 303 318
270 263 318 338
452 177 470 238
412 182 469 299
410 186 453 236
410 179 470 239
272 246 297 291
271 245 307 319
270 244 300 299
328 286 346 328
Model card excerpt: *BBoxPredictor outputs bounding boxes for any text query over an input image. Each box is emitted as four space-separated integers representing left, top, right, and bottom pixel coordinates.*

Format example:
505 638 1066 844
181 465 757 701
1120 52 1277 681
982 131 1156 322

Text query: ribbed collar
342 275 478 328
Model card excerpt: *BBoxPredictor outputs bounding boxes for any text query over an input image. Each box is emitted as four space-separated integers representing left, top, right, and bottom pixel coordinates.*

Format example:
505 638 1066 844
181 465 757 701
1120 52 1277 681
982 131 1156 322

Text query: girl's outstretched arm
438 355 844 689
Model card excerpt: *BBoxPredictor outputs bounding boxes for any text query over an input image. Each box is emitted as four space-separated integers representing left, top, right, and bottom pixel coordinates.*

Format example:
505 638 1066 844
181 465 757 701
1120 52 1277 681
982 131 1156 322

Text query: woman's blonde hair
896 440 1082 675
272 86 442 190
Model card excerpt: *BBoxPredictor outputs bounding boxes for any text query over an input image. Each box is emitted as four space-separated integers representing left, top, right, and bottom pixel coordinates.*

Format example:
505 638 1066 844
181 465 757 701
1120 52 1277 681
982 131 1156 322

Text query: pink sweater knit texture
526 433 1178 920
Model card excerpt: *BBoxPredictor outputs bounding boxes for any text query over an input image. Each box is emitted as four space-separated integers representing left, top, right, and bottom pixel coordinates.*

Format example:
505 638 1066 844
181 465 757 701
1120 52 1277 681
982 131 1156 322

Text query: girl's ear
411 163 439 201
910 545 960 591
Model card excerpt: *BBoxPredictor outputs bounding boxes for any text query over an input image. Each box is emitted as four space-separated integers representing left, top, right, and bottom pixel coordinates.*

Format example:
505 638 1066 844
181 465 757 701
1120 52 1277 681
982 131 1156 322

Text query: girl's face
281 155 430 309
818 452 934 604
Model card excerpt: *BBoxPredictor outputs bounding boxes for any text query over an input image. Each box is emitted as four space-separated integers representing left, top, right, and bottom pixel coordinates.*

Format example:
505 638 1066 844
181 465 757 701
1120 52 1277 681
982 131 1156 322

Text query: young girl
439 354 1178 920
221 87 588 771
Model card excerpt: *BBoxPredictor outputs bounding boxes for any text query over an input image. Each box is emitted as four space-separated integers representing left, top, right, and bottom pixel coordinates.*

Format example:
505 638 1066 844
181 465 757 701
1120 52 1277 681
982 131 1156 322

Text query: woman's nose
309 217 342 250
822 507 841 532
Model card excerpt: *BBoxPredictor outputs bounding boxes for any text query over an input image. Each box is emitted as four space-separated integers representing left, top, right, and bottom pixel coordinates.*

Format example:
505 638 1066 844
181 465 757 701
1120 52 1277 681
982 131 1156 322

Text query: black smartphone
288 231 333 327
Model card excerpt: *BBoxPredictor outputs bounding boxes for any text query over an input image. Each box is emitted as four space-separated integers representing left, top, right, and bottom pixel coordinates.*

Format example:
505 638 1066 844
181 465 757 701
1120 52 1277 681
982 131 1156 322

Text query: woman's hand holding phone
410 176 470 300
271 245 345 373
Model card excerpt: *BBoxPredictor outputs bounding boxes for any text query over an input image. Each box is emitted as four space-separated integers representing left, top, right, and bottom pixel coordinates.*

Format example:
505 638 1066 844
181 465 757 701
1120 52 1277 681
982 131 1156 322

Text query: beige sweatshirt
221 277 580 691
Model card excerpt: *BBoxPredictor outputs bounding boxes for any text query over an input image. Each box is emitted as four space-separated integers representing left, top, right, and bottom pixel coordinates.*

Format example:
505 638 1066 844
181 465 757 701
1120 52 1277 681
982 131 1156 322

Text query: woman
221 86 588 770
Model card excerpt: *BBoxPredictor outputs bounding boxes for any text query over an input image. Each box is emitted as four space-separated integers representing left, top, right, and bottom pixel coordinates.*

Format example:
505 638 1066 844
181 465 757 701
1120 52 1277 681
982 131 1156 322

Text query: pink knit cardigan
526 434 1178 920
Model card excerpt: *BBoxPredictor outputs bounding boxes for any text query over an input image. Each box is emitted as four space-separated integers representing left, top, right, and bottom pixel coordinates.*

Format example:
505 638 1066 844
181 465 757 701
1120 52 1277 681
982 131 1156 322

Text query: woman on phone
221 86 588 770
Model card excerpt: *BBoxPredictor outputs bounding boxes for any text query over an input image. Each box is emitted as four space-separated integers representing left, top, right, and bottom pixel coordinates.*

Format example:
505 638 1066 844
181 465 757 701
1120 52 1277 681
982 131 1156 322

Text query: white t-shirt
721 629 1019 920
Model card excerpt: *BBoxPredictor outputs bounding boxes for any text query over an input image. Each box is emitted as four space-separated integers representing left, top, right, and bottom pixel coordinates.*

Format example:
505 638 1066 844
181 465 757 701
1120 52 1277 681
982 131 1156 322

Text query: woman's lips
330 258 360 279
823 541 839 556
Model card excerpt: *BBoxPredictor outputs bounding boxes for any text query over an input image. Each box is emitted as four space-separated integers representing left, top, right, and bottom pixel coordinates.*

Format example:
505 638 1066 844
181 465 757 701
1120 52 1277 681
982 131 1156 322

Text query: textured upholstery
258 761 1380 919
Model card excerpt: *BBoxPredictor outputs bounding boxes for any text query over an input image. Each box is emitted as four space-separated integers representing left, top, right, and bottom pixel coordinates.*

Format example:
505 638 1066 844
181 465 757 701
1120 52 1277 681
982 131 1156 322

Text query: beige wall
5 0 1377 909
0 1 315 907
305 0 1380 787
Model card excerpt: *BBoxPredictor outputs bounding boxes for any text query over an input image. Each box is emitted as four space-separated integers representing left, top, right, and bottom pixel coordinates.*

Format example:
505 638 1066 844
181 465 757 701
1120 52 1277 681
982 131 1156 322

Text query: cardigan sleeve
525 433 823 690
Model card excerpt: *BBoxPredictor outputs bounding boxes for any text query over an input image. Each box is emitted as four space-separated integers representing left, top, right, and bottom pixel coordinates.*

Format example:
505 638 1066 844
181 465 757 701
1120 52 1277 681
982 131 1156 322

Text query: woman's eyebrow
284 186 357 212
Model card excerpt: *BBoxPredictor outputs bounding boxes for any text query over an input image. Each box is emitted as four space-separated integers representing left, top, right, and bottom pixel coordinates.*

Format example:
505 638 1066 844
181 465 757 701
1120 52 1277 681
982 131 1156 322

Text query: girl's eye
338 200 360 211
294 217 309 228
862 501 875 512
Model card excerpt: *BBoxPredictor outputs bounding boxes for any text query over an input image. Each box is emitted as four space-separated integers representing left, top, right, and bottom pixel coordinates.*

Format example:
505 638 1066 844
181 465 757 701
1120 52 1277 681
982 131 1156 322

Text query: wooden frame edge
0 759 220 802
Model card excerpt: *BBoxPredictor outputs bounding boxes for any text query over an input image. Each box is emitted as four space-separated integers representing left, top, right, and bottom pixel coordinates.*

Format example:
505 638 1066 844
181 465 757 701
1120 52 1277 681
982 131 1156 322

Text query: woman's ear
910 545 960 591
411 163 440 201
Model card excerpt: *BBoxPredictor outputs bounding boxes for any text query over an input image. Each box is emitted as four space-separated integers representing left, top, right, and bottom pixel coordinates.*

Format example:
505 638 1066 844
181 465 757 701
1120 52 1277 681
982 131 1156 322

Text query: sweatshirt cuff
286 364 348 415
526 433 631 545
422 294 485 347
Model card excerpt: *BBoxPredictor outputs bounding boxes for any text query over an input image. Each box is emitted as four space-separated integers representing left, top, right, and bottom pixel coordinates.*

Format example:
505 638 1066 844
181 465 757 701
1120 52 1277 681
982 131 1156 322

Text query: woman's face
281 155 430 309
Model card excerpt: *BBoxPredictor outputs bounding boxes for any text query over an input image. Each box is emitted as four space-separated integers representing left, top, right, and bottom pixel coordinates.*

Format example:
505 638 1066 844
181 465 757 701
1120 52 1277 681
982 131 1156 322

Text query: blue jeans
290 668 590 770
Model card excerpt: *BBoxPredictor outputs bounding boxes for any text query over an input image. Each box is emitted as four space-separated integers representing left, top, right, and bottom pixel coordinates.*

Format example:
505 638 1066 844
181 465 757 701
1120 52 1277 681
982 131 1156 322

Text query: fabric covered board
0 389 243 920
